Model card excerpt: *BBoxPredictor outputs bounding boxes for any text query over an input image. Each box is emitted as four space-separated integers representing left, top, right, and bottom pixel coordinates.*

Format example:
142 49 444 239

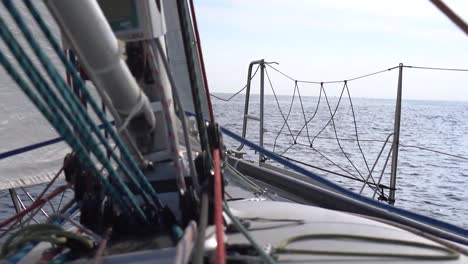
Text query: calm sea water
213 93 468 229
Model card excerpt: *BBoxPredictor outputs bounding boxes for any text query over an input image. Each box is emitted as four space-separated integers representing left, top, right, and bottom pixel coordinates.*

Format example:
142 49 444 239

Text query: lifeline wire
221 126 468 246
210 64 261 101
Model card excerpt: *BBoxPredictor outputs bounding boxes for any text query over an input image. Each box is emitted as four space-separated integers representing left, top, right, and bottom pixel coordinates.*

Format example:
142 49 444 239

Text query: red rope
188 1 225 263
0 184 69 229
212 149 225 264
188 0 214 122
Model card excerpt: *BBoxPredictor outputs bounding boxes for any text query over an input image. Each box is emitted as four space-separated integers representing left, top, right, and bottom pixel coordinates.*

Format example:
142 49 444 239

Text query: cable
279 154 392 190
223 203 277 264
404 65 468 72
266 64 399 84
188 1 226 263
0 185 69 230
220 126 468 246
271 81 297 153
210 65 261 101
264 68 296 150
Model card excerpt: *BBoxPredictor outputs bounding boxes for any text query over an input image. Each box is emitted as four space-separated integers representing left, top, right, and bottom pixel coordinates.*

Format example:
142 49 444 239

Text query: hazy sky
196 0 468 101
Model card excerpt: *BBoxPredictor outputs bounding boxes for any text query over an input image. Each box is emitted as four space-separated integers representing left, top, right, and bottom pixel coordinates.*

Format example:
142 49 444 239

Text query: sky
195 0 468 101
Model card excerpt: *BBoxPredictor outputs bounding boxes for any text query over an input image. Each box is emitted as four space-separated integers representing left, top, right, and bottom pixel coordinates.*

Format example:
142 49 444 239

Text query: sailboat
0 0 467 263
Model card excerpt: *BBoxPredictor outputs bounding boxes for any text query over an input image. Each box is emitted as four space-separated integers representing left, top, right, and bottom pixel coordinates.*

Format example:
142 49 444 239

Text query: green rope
2 224 93 258
2 1 160 216
275 233 460 260
22 0 167 212
0 21 137 219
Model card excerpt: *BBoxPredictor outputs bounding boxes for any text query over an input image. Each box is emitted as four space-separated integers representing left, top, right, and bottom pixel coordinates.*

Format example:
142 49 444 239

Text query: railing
214 59 468 205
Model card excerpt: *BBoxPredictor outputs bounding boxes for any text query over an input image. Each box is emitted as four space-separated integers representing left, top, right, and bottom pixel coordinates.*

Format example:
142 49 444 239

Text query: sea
212 93 468 229
0 1 467 239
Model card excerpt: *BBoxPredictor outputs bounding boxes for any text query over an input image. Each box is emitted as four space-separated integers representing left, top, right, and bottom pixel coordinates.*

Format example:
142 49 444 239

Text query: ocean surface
0 1 467 238
212 93 468 229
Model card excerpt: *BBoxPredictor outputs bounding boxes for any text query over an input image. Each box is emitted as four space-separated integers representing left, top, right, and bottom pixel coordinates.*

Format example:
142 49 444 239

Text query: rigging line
399 144 468 161
264 67 296 150
283 132 389 143
404 65 468 72
293 84 323 144
266 63 399 84
226 164 263 194
297 142 362 181
359 133 394 195
430 0 468 36
265 63 295 81
150 40 199 196
373 143 394 200
0 185 70 230
222 203 277 264
295 83 312 143
221 126 468 246
318 85 381 192
210 65 261 101
276 139 359 180
186 2 225 260
0 24 141 219
0 29 136 220
272 78 297 152
279 154 390 190
310 83 343 147
22 0 162 214
278 133 468 162
277 142 296 157
344 82 373 175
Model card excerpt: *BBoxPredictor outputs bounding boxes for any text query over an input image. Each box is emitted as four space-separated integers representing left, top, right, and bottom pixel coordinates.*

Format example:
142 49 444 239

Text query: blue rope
3 1 159 215
22 0 167 212
221 126 468 245
0 122 115 161
0 137 62 161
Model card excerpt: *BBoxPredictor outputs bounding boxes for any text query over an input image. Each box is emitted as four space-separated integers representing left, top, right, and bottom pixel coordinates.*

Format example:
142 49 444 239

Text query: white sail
0 1 69 190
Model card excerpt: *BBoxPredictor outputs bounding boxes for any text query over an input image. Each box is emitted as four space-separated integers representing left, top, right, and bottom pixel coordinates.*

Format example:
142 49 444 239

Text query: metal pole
8 188 22 214
389 63 403 205
237 59 264 151
259 62 265 164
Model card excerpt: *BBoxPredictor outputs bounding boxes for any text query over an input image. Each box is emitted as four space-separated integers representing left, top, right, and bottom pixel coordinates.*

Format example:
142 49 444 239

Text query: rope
264 68 296 151
187 1 226 263
220 126 468 246
0 185 69 230
404 65 468 72
223 203 277 264
279 154 392 190
266 64 399 84
6 203 80 264
0 10 142 219
2 224 93 259
256 65 384 195
210 65 261 101
21 0 167 213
